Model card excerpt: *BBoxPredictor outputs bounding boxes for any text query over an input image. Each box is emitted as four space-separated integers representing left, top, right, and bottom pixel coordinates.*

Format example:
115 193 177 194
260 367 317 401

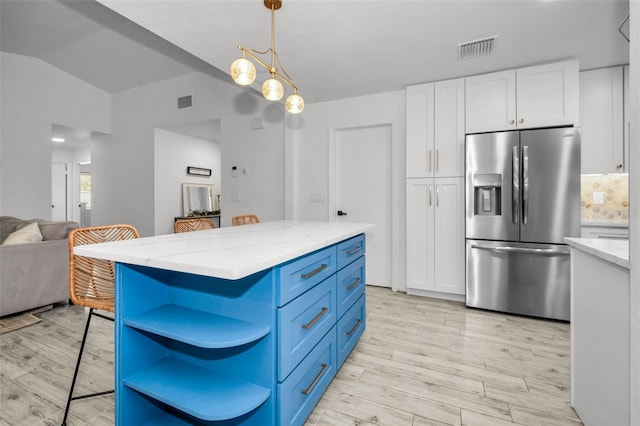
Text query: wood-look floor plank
1 287 581 426
315 387 415 425
349 350 487 396
357 369 512 421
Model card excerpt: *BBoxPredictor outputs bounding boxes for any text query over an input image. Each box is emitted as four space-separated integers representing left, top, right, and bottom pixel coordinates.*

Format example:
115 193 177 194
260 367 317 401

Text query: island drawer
336 255 365 318
277 276 336 381
336 234 365 270
277 246 337 306
278 326 337 426
337 294 365 368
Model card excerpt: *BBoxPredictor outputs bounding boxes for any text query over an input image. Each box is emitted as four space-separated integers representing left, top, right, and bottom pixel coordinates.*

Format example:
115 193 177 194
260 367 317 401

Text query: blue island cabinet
114 233 366 426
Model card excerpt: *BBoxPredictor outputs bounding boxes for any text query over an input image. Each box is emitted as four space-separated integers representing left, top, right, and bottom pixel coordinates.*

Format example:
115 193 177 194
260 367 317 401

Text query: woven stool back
231 214 260 226
68 224 139 313
174 218 215 233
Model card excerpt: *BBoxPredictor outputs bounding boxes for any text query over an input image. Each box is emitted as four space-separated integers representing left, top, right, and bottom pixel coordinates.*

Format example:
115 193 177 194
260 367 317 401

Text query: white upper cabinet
465 59 579 133
579 66 624 174
464 70 516 133
406 83 435 178
434 79 465 177
406 78 465 178
624 65 630 172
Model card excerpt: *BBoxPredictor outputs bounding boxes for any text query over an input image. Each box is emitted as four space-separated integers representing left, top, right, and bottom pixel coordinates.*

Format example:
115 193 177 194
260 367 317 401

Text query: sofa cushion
2 221 43 246
0 216 24 243
37 220 77 241
0 216 79 243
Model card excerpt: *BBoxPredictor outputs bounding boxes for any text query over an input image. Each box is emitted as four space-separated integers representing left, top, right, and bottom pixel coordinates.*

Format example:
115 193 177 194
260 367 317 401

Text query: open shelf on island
124 357 271 421
124 304 270 348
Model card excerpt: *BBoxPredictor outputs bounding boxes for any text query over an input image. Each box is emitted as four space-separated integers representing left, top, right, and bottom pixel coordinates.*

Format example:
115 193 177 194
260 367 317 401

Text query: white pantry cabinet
406 177 465 297
579 66 624 173
406 78 465 177
465 59 579 133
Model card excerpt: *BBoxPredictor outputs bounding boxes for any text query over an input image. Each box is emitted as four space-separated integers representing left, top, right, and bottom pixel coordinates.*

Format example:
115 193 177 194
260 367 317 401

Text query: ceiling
1 0 630 107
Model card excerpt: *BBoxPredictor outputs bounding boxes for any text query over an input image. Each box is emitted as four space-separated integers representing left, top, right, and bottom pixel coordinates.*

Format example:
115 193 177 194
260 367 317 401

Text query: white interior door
51 162 67 220
335 124 392 288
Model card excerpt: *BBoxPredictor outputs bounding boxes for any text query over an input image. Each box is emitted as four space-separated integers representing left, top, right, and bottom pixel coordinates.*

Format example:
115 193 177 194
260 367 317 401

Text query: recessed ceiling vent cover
458 35 498 60
177 95 192 109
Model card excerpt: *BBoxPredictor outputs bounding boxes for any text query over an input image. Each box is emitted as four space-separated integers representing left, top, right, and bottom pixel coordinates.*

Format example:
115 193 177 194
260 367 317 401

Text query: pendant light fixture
229 0 304 113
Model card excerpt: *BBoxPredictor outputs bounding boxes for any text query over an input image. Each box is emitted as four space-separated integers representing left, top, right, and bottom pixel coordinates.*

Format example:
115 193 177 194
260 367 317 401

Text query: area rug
0 305 52 334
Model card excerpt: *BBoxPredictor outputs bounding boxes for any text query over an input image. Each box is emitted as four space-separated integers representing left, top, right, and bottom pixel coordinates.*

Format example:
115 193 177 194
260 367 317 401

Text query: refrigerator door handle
522 145 529 225
512 146 519 224
470 244 570 255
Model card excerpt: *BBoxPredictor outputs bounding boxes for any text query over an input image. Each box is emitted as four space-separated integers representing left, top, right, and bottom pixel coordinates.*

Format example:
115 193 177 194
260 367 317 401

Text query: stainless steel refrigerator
465 127 580 321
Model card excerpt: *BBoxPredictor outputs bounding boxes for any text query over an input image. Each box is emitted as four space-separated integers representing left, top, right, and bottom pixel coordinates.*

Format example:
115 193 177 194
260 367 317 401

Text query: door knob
337 210 347 216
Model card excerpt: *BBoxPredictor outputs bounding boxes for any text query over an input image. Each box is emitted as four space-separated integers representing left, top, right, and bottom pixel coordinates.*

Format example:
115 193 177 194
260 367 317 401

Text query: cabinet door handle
301 263 328 279
429 184 432 206
519 118 524 124
428 150 432 173
301 307 328 329
346 319 362 336
301 363 328 395
347 277 361 290
510 119 515 125
346 246 361 256
436 184 440 207
436 149 439 173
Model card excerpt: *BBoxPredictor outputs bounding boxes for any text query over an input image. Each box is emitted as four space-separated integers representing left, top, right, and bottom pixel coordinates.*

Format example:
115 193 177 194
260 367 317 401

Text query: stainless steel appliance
465 127 580 321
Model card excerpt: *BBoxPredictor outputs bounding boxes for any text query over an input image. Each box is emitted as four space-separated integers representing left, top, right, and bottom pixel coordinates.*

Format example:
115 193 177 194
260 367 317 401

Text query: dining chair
62 224 139 426
231 214 260 226
173 217 215 233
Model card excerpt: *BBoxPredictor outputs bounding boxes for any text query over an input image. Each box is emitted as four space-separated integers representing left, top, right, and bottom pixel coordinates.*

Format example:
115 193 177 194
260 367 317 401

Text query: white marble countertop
564 237 630 269
74 220 374 280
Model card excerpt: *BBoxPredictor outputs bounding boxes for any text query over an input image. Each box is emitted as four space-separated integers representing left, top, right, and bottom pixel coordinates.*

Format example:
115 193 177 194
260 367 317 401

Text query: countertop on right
564 237 629 270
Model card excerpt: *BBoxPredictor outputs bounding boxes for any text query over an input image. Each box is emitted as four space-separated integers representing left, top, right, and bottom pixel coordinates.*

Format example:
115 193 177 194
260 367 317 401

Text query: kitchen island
565 237 630 426
74 220 373 426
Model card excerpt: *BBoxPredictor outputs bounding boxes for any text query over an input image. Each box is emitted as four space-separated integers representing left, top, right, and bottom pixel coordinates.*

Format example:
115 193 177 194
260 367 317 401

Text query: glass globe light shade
262 78 284 101
229 57 256 86
285 93 304 114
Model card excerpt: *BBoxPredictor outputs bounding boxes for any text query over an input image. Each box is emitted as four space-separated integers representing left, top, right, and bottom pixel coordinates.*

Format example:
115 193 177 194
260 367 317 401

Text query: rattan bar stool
173 217 215 233
61 224 139 426
231 214 260 226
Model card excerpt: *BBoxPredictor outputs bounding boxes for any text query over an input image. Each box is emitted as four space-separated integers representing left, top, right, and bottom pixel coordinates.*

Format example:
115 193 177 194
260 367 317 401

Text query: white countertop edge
581 220 629 228
73 220 374 280
564 237 630 270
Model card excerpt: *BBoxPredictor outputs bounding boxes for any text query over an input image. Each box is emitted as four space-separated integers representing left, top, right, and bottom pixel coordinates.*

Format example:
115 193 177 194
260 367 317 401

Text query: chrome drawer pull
300 263 328 279
346 277 361 290
346 246 361 256
301 363 328 395
346 319 362 336
301 307 329 329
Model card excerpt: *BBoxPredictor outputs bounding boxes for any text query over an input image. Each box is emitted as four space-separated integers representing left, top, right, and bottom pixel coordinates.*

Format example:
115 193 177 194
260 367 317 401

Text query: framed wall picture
186 166 211 177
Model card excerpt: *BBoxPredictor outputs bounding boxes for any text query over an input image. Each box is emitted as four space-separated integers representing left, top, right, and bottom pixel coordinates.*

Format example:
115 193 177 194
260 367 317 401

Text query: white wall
154 128 221 235
286 90 406 291
0 52 110 219
90 71 285 236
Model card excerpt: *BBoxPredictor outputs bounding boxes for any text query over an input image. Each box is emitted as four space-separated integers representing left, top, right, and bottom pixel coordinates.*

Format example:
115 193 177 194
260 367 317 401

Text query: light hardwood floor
0 286 581 426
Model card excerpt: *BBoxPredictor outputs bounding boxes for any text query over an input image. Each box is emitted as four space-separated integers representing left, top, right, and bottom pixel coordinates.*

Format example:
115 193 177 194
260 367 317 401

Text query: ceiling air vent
177 95 192 109
458 35 498 60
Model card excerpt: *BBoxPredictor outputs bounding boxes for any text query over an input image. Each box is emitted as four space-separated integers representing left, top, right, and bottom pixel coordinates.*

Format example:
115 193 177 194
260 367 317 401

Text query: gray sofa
0 216 79 317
